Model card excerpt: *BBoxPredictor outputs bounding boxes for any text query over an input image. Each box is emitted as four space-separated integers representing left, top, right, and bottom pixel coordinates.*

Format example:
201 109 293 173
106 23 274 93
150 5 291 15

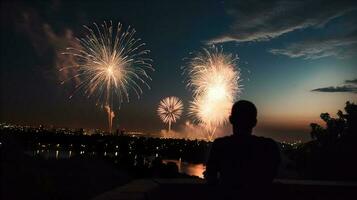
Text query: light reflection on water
30 149 206 178
163 159 206 179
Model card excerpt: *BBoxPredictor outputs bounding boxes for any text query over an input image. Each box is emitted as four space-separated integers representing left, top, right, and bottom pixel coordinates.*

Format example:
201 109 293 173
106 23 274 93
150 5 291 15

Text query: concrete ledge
92 178 357 200
92 179 159 200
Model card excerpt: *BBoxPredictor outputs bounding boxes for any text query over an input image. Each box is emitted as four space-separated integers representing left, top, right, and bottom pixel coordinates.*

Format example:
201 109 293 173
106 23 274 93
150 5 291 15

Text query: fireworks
157 96 184 132
185 47 241 140
61 21 153 133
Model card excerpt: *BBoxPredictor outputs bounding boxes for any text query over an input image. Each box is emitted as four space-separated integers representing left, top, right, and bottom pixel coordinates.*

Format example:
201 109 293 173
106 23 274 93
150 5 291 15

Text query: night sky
1 0 356 142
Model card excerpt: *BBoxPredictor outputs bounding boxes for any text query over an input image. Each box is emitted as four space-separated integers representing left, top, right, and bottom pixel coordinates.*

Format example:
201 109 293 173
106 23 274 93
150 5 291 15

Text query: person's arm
205 141 219 184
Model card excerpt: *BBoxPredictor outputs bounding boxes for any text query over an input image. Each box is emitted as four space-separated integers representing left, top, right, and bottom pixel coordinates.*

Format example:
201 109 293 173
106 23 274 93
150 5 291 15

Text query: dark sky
1 0 357 142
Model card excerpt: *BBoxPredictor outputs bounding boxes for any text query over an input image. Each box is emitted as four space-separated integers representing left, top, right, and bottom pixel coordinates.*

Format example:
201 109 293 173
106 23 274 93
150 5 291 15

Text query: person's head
229 100 257 134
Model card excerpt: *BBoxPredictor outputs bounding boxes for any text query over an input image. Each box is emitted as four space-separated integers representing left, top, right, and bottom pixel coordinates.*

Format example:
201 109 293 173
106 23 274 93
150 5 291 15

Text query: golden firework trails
61 21 154 133
185 47 241 141
157 96 184 132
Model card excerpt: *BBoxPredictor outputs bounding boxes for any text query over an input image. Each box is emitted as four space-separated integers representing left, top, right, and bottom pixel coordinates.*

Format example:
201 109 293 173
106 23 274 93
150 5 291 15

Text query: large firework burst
61 21 154 133
184 47 241 140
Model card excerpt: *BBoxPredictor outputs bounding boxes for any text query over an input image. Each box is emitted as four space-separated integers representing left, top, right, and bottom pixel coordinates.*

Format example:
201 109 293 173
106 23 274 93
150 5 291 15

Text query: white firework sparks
61 21 154 133
157 96 184 132
185 47 241 140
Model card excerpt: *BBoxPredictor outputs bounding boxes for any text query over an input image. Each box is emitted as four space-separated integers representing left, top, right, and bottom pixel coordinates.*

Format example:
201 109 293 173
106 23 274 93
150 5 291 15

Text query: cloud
208 0 357 44
311 79 357 93
269 31 357 59
345 78 357 84
311 86 357 93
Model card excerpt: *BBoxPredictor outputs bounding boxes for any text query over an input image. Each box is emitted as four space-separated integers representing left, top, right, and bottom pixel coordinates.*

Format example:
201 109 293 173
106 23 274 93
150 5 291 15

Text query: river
163 159 205 178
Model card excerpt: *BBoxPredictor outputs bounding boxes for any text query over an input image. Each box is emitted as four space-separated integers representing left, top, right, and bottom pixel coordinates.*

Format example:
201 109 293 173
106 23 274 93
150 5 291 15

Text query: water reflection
163 159 205 178
30 148 206 178
32 149 75 159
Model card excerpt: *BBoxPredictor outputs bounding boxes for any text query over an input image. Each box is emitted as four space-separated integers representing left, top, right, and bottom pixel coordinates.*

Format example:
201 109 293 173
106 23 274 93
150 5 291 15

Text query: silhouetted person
206 100 280 199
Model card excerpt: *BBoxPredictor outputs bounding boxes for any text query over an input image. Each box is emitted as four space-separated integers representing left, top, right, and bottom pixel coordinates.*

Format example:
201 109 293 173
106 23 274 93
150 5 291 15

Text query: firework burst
184 47 241 140
61 21 154 133
157 96 184 132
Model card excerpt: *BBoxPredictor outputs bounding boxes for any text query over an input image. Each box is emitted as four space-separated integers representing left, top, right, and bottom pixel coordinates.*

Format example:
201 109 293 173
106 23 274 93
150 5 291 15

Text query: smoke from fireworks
157 96 184 132
105 105 115 133
185 47 241 141
61 21 153 133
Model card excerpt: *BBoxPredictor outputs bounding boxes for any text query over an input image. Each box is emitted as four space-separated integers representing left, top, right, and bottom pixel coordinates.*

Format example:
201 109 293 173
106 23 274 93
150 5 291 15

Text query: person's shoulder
212 135 233 145
252 136 281 161
252 135 278 146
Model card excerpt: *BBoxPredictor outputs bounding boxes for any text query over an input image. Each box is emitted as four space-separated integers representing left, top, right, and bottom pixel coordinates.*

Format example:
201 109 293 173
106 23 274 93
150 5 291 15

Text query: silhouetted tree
310 101 356 146
297 101 357 180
